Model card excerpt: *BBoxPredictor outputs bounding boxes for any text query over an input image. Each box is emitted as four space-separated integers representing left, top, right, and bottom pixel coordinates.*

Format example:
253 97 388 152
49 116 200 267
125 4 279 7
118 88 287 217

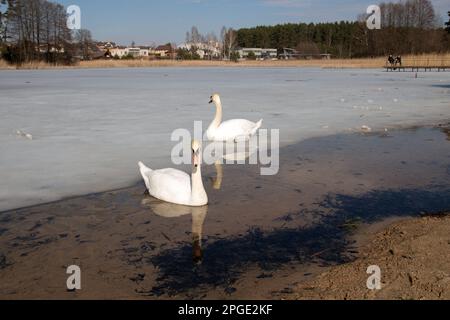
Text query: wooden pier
386 66 450 72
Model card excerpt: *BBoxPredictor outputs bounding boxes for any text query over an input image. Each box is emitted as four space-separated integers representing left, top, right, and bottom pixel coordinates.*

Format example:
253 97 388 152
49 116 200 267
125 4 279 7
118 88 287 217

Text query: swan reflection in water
140 143 256 263
208 141 257 191
142 198 208 264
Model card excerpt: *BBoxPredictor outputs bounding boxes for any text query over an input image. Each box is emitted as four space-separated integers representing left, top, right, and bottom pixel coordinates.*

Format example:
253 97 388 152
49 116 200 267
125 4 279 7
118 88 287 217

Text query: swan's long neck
211 100 223 129
191 165 207 205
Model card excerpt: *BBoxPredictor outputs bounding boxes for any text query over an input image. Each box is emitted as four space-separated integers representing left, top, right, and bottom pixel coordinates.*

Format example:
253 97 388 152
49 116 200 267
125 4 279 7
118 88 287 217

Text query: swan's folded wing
216 119 258 140
147 169 192 205
156 168 191 181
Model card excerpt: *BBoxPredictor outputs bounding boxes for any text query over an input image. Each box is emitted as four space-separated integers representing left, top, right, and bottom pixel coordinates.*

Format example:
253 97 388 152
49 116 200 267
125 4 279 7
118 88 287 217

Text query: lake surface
0 67 449 211
0 126 449 299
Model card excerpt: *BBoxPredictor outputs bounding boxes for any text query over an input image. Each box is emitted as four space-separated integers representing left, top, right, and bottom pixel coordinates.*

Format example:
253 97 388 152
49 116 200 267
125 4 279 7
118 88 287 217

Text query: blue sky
56 0 450 45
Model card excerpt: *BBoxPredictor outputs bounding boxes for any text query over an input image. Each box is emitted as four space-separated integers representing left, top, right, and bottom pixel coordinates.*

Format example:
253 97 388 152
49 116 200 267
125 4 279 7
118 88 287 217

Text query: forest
236 0 450 58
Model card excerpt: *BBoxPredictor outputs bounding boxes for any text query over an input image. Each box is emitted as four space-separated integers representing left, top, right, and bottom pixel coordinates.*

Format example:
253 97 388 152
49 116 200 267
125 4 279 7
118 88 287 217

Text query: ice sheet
0 67 449 211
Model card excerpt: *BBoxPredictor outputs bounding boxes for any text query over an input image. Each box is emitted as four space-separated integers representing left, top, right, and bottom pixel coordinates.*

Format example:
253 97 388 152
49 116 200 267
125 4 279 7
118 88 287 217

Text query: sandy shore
287 214 450 300
0 125 449 299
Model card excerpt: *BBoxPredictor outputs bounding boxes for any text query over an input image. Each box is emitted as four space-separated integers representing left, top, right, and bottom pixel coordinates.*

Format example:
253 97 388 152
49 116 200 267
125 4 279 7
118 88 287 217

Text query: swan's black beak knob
209 97 213 104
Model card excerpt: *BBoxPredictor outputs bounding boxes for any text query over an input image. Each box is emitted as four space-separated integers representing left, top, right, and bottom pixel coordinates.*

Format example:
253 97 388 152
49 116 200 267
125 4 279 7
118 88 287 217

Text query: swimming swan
206 94 263 142
138 140 208 206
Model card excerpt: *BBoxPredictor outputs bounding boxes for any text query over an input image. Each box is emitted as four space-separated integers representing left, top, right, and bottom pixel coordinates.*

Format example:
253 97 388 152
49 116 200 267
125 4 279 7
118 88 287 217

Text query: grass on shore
0 59 75 70
1 53 449 70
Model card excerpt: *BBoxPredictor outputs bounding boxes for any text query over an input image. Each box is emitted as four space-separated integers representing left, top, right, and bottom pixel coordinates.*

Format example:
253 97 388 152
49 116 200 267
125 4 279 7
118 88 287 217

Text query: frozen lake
0 67 449 211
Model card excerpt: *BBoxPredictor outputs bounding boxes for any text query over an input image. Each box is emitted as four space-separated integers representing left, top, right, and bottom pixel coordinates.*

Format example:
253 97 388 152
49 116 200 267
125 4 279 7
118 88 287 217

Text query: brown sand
287 214 450 300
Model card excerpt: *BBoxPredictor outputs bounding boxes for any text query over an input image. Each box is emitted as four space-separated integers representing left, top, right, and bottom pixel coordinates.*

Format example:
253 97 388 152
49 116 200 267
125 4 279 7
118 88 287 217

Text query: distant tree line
236 0 450 58
0 0 96 65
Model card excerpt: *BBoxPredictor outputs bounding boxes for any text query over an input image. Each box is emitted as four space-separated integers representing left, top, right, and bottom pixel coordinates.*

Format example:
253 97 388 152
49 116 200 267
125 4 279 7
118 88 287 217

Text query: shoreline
0 61 387 71
1 53 449 70
286 213 450 300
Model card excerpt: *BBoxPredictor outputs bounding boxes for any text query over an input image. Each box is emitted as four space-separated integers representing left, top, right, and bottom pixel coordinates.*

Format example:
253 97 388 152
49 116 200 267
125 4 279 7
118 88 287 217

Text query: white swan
206 94 263 142
138 140 208 207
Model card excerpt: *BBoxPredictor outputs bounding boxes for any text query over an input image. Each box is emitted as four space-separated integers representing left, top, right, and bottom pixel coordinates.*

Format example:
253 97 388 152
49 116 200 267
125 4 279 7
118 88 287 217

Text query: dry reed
1 53 449 70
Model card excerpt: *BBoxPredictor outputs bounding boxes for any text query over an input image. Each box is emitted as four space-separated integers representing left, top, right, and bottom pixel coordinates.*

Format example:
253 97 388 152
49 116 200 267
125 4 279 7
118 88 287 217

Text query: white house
151 45 174 58
237 48 278 60
109 47 150 58
109 47 127 58
139 48 149 57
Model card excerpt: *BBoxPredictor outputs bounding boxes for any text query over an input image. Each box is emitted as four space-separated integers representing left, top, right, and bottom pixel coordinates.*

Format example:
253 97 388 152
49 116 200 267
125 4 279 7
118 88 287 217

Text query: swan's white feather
208 119 263 141
139 162 193 206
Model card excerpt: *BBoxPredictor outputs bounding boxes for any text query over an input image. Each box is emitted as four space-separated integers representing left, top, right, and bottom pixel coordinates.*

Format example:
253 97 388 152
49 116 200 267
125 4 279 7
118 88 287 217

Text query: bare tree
380 0 436 29
222 27 236 60
75 29 93 60
5 0 74 64
409 0 436 28
0 0 11 43
205 32 217 43
190 26 200 43
220 26 227 58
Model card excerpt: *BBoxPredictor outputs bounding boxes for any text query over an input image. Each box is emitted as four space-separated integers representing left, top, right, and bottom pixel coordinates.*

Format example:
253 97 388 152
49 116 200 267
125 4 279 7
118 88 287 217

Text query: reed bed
0 59 14 69
0 60 75 70
397 53 450 67
1 53 449 70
